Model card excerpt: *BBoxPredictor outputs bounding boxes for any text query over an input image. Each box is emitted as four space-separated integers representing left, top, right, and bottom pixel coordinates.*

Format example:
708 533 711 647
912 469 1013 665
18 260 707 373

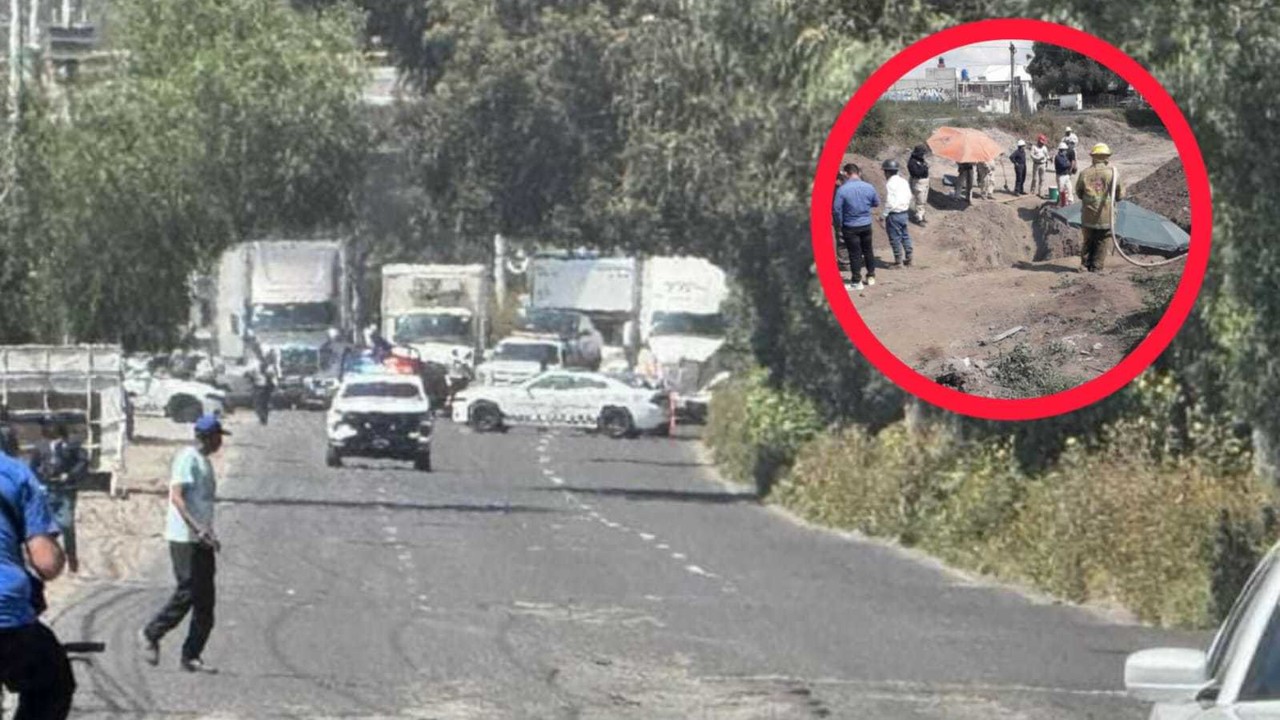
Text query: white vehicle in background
1126 541 1280 718
474 336 566 386
123 357 227 423
453 369 670 438
326 370 433 471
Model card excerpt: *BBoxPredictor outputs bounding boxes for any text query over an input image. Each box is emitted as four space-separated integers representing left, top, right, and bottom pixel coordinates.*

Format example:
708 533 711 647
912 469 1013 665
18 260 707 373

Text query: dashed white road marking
671 552 687 561
685 565 714 577
656 544 670 550
550 476 565 486
638 533 656 542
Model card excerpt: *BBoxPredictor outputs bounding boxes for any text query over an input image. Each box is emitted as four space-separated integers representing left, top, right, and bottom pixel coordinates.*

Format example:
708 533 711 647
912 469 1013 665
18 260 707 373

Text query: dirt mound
1033 206 1080 261
1128 157 1190 232
931 200 1036 269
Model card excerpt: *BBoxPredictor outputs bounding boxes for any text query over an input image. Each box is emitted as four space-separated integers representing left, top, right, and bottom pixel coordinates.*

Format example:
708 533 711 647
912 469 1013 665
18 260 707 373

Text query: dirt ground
837 117 1185 398
42 415 245 615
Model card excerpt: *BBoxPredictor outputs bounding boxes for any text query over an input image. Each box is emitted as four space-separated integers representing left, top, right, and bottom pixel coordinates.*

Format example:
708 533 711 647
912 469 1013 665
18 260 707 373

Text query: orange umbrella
926 127 1004 164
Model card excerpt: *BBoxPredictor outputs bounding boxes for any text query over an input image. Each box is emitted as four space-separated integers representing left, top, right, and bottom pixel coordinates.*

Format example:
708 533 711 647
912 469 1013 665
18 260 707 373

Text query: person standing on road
28 420 88 575
1075 143 1124 273
140 414 226 674
1055 142 1073 206
907 145 930 225
832 163 881 291
1010 140 1027 195
0 424 75 719
879 159 914 267
1029 134 1050 197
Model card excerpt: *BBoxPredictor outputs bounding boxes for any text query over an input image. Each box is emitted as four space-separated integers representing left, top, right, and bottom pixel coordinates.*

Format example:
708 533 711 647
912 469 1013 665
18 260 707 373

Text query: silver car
1126 542 1280 717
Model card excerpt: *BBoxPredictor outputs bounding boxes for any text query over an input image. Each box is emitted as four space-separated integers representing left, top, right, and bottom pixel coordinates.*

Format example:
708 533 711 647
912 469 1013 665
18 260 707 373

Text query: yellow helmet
1090 143 1112 156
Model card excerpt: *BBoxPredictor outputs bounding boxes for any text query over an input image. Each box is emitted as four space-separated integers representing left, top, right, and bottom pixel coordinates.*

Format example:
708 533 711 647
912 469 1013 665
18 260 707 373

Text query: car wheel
325 447 342 468
599 407 634 439
471 403 503 433
168 395 203 424
414 450 432 472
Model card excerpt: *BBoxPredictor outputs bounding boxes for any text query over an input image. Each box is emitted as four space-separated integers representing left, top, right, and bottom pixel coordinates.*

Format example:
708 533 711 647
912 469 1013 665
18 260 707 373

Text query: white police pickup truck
326 370 433 471
452 369 669 439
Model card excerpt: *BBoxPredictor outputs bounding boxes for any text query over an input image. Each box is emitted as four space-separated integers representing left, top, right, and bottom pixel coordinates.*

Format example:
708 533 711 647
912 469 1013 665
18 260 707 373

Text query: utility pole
8 0 22 190
493 233 506 310
27 0 40 94
1008 41 1018 115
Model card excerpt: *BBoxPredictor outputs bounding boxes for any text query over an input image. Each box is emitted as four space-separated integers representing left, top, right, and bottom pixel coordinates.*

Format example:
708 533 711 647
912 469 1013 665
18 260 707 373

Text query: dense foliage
1025 41 1126 98
0 0 369 350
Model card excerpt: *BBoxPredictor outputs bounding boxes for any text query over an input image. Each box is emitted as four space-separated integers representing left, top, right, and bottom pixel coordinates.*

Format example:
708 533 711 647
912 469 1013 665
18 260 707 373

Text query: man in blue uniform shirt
0 422 74 719
832 163 882 291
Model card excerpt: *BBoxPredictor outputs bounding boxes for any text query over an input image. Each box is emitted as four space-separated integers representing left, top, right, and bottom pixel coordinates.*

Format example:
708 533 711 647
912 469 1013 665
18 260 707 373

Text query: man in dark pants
832 170 851 281
832 163 881 291
140 414 226 674
28 420 88 575
0 423 74 719
1010 139 1028 195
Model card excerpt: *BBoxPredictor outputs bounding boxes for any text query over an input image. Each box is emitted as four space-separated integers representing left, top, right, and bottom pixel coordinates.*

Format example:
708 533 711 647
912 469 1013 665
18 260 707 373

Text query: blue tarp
1050 200 1190 255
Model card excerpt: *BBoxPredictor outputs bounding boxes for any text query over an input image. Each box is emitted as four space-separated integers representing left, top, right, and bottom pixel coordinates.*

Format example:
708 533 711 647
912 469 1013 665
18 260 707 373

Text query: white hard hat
1065 126 1072 132
1016 139 1026 146
1058 142 1068 150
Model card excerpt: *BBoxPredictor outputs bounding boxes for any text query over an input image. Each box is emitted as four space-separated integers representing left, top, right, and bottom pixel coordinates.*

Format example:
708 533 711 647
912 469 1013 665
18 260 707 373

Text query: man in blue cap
140 414 227 674
0 421 75 718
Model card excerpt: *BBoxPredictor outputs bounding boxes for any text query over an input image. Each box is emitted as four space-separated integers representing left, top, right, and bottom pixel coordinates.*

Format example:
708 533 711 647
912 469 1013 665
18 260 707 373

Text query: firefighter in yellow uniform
1074 143 1123 273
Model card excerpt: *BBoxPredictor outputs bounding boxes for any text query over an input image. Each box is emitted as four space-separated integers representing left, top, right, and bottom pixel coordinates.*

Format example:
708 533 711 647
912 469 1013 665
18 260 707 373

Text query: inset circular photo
812 21 1210 420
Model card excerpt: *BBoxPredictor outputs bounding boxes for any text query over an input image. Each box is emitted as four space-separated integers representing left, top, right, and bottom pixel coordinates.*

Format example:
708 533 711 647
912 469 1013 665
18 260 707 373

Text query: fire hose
1106 165 1188 268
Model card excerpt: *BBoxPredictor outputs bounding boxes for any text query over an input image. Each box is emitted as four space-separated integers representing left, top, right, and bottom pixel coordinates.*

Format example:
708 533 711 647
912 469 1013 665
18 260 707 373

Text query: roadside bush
705 369 823 495
758 400 1271 628
774 422 958 543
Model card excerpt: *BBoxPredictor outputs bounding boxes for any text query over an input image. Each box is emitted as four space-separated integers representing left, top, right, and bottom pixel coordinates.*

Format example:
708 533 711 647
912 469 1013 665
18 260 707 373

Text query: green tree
1026 41 1126 98
2 0 371 350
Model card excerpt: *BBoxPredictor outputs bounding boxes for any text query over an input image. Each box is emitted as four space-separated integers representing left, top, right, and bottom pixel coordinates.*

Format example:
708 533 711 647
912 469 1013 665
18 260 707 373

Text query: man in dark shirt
1010 140 1027 195
907 145 930 225
28 420 87 575
832 163 882 291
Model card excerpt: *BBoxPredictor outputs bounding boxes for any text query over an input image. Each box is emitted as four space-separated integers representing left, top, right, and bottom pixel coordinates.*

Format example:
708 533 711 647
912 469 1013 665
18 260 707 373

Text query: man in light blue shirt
140 414 226 674
832 163 882 290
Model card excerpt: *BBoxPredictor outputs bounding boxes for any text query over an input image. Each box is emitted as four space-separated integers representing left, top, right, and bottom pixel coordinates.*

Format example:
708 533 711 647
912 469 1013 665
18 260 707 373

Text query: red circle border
811 19 1212 421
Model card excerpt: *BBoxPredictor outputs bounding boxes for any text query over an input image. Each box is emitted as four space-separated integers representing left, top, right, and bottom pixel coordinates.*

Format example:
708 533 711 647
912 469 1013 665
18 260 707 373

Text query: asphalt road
46 412 1207 719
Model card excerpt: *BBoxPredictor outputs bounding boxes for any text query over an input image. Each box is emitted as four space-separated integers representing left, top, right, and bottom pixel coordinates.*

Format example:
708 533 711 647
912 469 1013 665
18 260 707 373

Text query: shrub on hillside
705 369 823 495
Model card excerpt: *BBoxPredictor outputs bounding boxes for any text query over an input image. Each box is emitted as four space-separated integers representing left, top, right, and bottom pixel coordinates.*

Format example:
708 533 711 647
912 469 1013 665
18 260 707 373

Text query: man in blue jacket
832 163 882 291
0 422 74 719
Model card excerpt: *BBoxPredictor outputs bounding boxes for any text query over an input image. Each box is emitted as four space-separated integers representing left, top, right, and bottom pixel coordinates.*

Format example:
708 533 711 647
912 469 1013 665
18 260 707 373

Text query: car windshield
495 343 559 364
342 382 422 399
278 346 319 374
1209 549 1280 682
608 373 653 389
517 310 576 336
252 302 335 332
393 314 471 344
1239 594 1280 701
651 311 725 338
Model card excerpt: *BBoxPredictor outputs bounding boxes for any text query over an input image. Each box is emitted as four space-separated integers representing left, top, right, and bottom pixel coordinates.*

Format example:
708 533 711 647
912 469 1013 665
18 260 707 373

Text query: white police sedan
452 369 670 438
1126 540 1280 718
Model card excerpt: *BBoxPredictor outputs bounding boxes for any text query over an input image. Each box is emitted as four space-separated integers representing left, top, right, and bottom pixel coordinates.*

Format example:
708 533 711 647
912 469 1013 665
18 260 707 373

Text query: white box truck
214 240 348 407
636 257 730 423
381 264 490 374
